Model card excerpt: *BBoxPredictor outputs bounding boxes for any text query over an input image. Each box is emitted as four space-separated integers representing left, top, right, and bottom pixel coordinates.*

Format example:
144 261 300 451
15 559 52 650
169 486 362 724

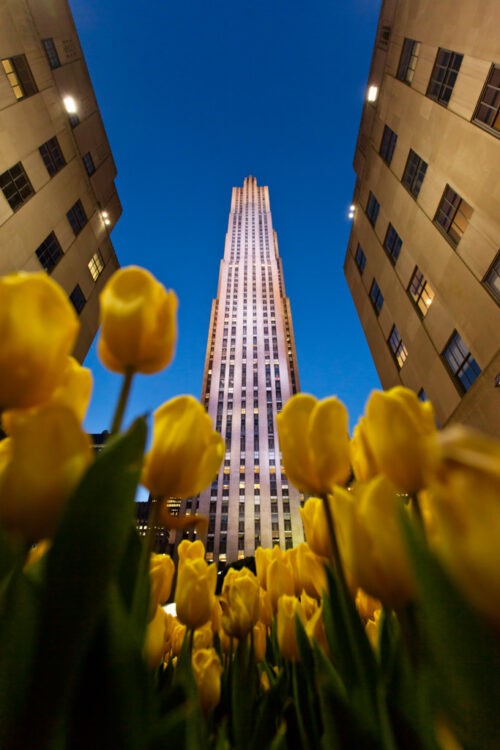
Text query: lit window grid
442 331 482 393
434 185 472 246
88 250 105 281
472 64 500 136
483 252 500 302
426 48 463 106
408 267 435 316
401 150 427 198
388 325 408 369
35 231 63 273
0 162 34 211
1 55 37 100
396 38 420 84
383 224 403 263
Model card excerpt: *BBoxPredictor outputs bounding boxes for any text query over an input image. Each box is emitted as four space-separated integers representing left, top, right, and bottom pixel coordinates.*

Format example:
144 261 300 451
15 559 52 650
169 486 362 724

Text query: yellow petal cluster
149 553 175 618
191 647 222 714
220 567 260 638
277 394 350 495
175 555 217 629
276 595 306 662
142 396 224 499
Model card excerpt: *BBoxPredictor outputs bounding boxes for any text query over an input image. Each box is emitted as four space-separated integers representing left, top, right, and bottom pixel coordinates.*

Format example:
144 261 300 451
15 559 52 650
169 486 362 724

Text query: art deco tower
196 176 304 566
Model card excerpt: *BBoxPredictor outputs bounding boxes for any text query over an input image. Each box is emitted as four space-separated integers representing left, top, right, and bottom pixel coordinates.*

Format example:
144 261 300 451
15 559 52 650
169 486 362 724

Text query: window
383 224 403 263
0 162 34 211
483 252 500 302
42 38 60 69
388 325 408 368
369 279 384 315
472 64 500 136
401 150 427 198
1 55 38 100
442 331 481 393
427 48 463 106
88 250 105 281
408 267 435 316
69 284 86 314
396 38 420 84
354 244 366 274
434 185 472 246
366 191 380 226
39 136 66 177
82 152 96 176
417 389 428 402
66 199 88 235
379 125 397 165
35 231 63 273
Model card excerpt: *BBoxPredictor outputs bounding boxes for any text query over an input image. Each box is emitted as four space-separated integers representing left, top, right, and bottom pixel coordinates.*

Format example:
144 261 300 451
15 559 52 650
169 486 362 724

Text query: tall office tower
0 0 121 360
344 0 500 436
195 176 304 566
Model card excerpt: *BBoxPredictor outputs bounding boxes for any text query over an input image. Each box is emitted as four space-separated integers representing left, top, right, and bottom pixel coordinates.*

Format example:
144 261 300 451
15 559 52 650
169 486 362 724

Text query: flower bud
0 273 79 410
276 595 306 662
98 266 178 374
277 394 351 495
149 553 175 619
177 538 206 563
142 396 224 499
192 647 222 714
220 567 260 639
175 557 217 629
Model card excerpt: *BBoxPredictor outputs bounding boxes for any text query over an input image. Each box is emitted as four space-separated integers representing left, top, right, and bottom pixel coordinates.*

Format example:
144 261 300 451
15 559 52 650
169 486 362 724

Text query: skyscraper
344 0 500 436
195 176 304 566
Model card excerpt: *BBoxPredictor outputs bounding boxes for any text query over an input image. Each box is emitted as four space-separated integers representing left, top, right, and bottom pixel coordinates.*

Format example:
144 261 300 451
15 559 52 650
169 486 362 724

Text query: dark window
68 112 80 128
379 125 397 165
42 38 60 69
472 64 500 136
483 252 500 302
442 331 481 393
369 279 384 315
388 325 408 369
434 185 472 246
0 162 34 211
1 54 38 100
396 38 420 84
35 231 63 273
66 199 88 235
427 48 463 106
366 191 380 226
69 284 86 314
82 152 96 176
354 244 366 273
408 267 435 317
383 224 403 263
39 136 66 177
401 149 428 198
418 388 428 402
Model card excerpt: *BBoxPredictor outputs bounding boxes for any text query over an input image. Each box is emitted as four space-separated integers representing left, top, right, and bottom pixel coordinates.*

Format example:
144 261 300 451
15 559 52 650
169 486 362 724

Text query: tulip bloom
363 387 437 493
175 557 217 629
98 266 178 374
277 394 351 496
144 605 169 668
192 648 222 714
350 417 379 483
0 273 79 410
287 543 327 600
300 488 353 568
276 595 306 662
142 396 224 499
220 567 260 639
149 553 175 618
0 404 93 540
266 554 295 612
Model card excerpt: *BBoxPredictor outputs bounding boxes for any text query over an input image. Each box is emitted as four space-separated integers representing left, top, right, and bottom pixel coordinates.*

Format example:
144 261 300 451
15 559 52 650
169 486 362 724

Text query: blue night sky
73 0 382 440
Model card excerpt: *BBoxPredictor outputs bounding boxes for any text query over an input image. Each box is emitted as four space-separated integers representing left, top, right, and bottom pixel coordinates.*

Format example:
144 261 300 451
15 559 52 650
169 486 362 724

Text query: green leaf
401 511 500 750
231 637 257 750
7 418 147 750
250 669 287 750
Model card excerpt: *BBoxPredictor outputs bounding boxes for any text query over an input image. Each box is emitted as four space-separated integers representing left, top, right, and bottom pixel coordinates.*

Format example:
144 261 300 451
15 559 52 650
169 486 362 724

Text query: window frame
472 63 500 137
407 266 435 317
69 284 86 314
369 279 384 315
0 162 34 211
354 244 366 274
1 54 38 100
88 249 105 281
387 325 408 369
379 125 397 165
401 149 428 198
66 199 88 236
426 48 463 106
442 330 482 394
383 223 403 264
366 191 380 227
396 38 420 84
434 185 472 247
483 251 500 303
39 136 66 177
42 38 61 69
35 231 63 273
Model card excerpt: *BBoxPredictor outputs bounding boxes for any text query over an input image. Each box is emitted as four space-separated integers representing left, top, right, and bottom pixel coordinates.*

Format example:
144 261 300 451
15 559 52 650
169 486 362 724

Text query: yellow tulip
0 404 93 540
193 621 214 650
170 619 187 656
276 394 350 495
365 608 382 651
423 426 500 625
177 538 206 563
220 567 260 638
350 417 379 482
149 553 175 618
211 597 223 633
276 595 306 662
142 396 224 499
192 647 222 714
98 266 178 374
266 554 295 613
355 589 382 622
144 605 169 668
363 387 437 492
0 273 79 410
305 604 329 655
258 587 274 628
175 556 217 629
255 546 275 589
287 543 327 600
253 620 267 662
300 591 319 620
300 488 354 570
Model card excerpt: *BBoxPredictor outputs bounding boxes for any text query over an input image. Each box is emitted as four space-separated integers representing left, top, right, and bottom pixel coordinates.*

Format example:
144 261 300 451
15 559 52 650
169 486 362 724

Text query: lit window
427 48 463 106
383 224 403 263
35 231 63 273
66 199 88 235
0 162 34 211
396 38 420 84
472 64 500 136
354 244 366 274
379 125 397 165
408 267 435 316
483 252 500 302
42 38 60 69
442 331 481 393
388 325 408 369
369 279 384 315
39 136 66 177
69 284 86 314
88 250 105 281
366 191 380 227
401 150 427 198
434 185 472 246
1 55 38 100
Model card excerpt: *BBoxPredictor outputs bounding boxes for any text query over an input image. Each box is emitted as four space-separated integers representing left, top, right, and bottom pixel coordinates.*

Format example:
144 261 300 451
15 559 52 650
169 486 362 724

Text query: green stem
110 369 134 435
188 627 194 654
291 662 310 750
321 493 349 595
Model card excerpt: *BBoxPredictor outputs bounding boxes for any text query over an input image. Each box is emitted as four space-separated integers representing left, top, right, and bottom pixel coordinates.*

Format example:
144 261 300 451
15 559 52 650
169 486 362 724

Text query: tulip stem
110 369 134 435
321 494 349 595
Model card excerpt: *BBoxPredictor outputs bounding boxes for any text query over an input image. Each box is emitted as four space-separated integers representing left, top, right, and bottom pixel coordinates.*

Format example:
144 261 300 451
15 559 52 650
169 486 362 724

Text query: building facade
344 0 500 435
0 0 121 360
191 176 304 566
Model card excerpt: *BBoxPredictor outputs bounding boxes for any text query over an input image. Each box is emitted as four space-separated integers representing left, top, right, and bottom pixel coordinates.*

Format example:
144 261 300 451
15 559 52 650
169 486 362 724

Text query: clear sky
73 0 382 439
